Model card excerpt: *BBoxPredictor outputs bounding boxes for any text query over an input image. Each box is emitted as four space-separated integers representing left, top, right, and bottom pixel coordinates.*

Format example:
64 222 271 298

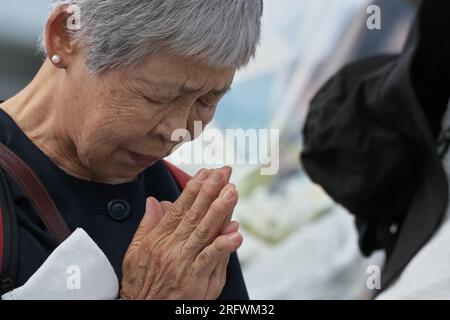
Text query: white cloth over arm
1 228 119 300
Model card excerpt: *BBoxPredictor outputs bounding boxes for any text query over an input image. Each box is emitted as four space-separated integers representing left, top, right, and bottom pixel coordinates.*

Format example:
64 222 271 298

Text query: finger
218 182 236 226
222 220 240 235
174 169 227 239
204 255 231 300
204 218 237 300
192 232 243 277
221 166 232 183
160 201 173 214
158 168 209 231
184 184 238 255
217 167 233 226
127 197 163 253
146 197 165 231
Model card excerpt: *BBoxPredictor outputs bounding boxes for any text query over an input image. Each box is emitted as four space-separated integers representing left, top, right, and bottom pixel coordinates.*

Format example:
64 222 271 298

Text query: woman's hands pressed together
120 167 241 300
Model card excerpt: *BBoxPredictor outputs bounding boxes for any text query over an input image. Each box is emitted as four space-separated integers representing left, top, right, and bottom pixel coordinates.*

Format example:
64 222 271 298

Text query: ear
45 5 78 69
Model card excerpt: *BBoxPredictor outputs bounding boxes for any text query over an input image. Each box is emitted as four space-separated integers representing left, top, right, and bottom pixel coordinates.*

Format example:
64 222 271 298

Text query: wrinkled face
64 53 235 181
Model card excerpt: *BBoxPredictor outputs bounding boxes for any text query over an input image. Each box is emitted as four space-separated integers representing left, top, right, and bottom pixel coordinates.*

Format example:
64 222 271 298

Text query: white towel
1 228 119 300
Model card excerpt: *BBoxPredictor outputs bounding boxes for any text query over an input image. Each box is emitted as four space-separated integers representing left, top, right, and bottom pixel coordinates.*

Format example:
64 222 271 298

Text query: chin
87 162 138 184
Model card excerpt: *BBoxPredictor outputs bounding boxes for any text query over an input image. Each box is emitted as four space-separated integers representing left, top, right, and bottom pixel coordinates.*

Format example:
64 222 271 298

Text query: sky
0 1 52 44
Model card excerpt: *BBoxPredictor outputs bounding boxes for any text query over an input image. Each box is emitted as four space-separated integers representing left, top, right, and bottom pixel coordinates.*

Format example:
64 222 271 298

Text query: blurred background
0 0 419 299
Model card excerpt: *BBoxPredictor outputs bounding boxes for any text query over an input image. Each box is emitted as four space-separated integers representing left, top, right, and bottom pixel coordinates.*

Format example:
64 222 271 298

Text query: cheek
76 111 135 156
93 98 159 140
76 121 120 160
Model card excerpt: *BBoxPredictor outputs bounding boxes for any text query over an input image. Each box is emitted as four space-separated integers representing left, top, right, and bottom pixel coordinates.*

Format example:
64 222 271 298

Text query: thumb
144 197 165 231
130 197 164 247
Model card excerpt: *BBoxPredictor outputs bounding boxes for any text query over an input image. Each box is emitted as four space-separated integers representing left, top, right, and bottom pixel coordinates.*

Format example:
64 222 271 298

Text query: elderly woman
0 0 262 300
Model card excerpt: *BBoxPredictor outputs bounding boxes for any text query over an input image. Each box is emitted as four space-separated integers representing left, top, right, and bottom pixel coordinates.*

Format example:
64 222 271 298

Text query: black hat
301 0 450 292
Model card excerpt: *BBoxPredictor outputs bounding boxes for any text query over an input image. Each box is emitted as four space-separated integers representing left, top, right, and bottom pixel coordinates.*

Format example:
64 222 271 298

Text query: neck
0 60 128 184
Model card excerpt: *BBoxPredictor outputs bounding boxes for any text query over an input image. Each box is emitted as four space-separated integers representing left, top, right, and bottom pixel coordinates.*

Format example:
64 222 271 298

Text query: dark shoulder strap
0 143 71 294
0 143 71 242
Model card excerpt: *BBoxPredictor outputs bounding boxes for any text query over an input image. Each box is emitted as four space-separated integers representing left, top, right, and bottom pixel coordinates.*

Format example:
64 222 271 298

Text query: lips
129 151 160 167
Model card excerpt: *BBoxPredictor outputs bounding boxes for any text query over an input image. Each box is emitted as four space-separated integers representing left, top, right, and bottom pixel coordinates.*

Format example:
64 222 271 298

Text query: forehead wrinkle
135 73 232 96
135 76 202 94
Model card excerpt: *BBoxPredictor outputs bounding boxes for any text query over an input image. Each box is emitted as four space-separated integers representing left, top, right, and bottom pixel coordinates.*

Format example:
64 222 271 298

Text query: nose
152 107 190 142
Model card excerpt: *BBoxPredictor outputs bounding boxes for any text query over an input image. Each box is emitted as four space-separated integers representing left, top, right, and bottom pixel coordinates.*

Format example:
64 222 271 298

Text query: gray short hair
39 0 263 73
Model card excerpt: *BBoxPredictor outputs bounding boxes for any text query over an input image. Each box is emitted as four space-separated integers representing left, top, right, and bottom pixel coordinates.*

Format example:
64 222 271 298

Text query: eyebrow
136 77 231 96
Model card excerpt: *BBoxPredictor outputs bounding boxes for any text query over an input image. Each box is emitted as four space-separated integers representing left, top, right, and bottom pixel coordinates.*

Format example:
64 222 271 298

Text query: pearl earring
51 54 61 64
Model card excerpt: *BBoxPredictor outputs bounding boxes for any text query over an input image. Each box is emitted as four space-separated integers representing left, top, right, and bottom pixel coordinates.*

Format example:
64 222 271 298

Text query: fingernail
228 233 241 243
222 187 236 202
194 169 202 177
224 166 232 172
212 172 223 183
228 221 240 232
197 169 209 182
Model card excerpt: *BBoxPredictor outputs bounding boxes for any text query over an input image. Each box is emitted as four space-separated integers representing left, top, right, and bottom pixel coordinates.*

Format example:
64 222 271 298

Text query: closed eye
198 89 230 107
197 99 212 108
144 95 175 104
213 87 232 97
197 96 217 108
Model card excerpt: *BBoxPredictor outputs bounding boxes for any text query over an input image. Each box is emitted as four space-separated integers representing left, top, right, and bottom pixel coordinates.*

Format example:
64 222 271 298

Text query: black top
0 107 248 299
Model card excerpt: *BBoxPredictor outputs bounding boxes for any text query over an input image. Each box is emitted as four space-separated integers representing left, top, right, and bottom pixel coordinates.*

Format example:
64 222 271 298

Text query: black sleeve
218 252 249 300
